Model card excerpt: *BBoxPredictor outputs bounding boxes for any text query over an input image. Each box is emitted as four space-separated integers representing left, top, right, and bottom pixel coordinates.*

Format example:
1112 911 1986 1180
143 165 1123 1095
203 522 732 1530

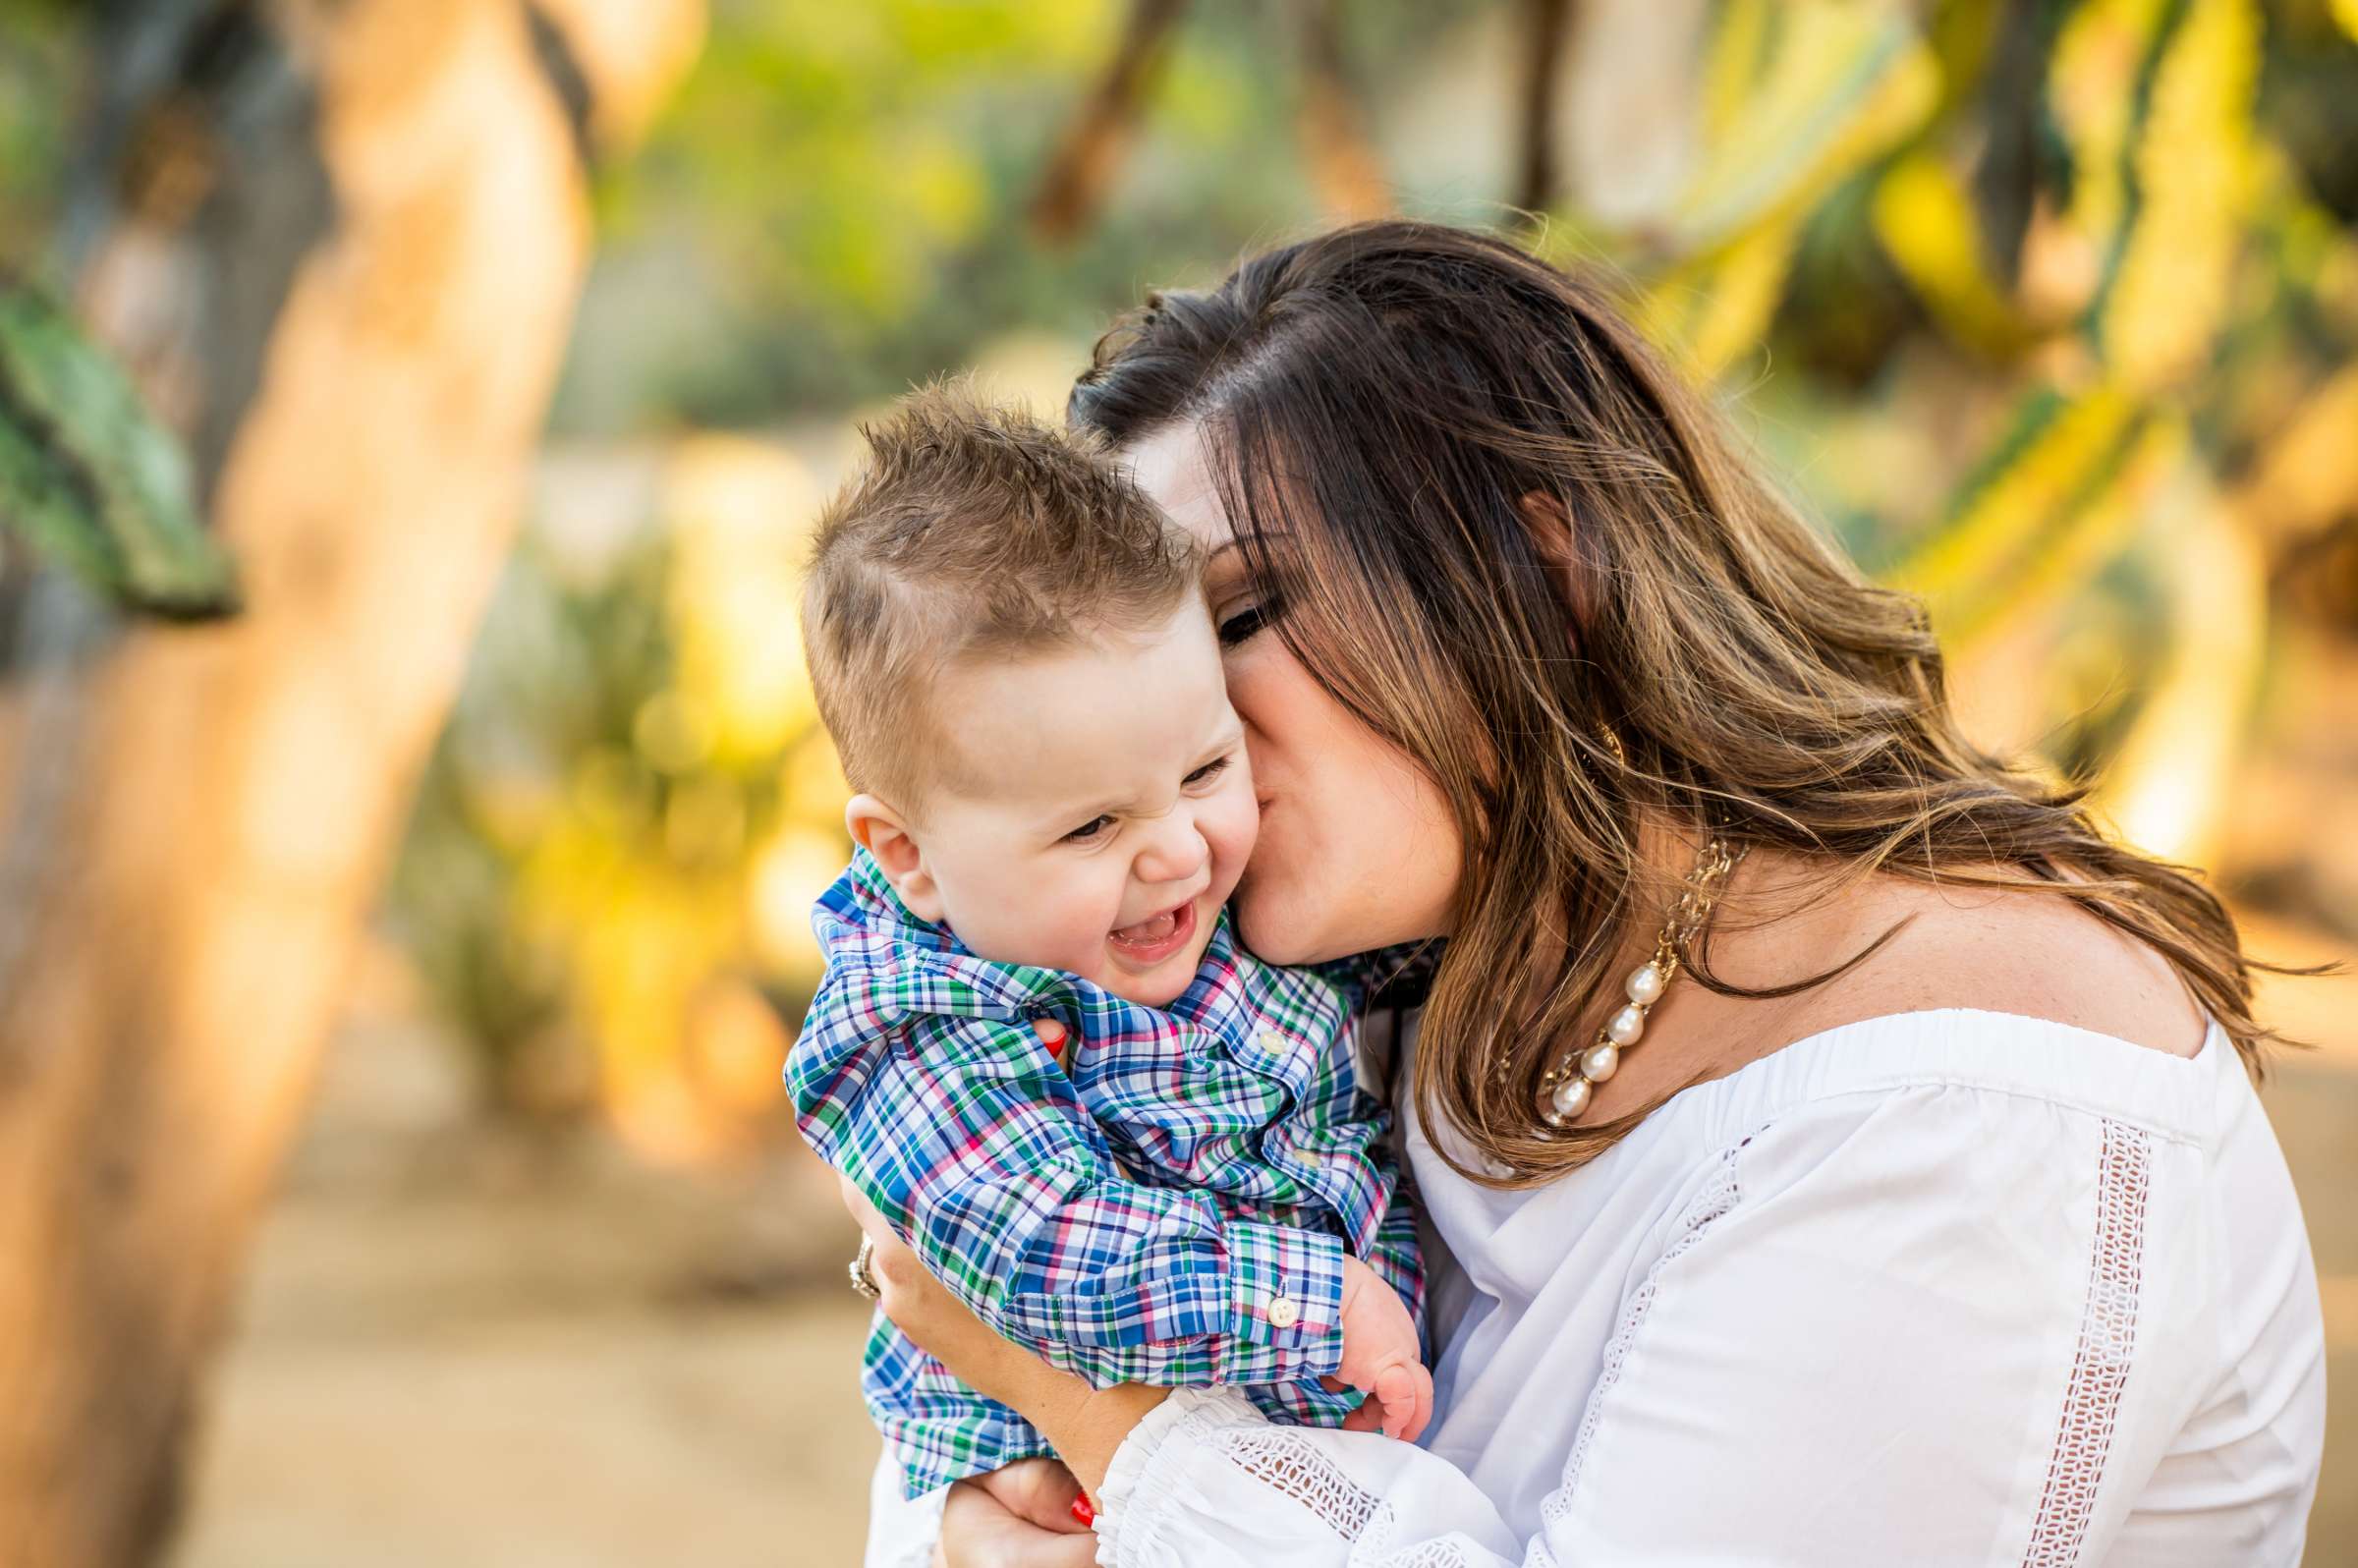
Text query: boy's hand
1331 1255 1433 1443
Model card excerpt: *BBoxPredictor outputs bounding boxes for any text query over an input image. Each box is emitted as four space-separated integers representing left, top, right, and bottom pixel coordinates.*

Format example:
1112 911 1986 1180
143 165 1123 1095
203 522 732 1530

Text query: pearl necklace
1537 834 1747 1128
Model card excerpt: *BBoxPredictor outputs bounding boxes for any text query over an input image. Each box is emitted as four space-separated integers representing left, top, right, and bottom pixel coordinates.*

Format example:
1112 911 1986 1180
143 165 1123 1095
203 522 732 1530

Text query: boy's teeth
1118 908 1179 942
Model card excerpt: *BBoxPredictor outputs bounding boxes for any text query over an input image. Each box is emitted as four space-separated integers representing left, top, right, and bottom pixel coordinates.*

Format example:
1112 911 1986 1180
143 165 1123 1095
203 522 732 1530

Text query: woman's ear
1519 489 1590 632
845 794 946 923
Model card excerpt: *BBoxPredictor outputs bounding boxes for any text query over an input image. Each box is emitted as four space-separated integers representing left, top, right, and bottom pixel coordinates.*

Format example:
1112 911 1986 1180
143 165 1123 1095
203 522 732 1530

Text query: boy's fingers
1325 1371 1386 1430
1402 1365 1434 1444
1373 1363 1423 1441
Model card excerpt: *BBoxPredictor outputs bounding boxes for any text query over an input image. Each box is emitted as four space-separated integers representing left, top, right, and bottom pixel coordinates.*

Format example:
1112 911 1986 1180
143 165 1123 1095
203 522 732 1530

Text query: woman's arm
866 1087 2253 1567
844 1176 1164 1497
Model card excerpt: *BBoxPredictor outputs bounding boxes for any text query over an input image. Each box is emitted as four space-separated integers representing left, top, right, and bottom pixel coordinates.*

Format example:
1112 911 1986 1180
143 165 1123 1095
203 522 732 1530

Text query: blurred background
0 1 2352 1564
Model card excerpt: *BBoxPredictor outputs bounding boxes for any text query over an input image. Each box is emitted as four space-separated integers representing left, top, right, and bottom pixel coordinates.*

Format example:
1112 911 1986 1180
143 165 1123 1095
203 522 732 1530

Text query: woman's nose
1134 817 1208 887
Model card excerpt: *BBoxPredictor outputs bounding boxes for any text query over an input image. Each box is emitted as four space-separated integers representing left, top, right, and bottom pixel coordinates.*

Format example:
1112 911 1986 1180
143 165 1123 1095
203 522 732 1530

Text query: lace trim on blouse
1549 1140 1748 1520
2020 1119 2152 1567
1223 1428 1381 1540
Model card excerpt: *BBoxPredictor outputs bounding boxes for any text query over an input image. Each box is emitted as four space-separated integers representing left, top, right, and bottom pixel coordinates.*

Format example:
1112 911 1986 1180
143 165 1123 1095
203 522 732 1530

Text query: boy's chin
1095 929 1215 1009
1097 957 1196 1010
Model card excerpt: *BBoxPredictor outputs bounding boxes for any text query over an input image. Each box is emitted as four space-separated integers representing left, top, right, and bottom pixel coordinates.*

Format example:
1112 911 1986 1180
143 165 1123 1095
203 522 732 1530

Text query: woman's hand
837 1175 1167 1495
932 1463 1097 1568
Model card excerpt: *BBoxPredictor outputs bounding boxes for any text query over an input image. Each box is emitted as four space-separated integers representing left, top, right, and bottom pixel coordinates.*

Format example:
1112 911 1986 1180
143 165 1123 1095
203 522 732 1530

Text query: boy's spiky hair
801 377 1201 813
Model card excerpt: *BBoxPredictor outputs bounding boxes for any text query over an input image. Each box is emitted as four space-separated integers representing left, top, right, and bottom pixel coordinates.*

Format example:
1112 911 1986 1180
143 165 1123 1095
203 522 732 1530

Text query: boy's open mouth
1108 897 1197 963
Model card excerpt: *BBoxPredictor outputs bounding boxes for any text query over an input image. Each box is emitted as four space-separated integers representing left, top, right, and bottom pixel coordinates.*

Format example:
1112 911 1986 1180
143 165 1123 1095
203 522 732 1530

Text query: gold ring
848 1235 881 1301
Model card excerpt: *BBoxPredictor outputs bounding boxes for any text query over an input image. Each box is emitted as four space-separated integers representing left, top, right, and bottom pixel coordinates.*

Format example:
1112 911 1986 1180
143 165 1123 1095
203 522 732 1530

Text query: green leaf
0 282 239 619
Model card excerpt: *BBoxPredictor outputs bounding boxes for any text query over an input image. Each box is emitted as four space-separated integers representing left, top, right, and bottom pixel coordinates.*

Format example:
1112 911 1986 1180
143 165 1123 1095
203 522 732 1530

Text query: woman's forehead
1122 422 1231 548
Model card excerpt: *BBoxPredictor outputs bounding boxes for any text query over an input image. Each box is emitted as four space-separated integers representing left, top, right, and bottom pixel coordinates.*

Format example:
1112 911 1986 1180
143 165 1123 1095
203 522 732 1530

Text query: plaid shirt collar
820 847 1265 1045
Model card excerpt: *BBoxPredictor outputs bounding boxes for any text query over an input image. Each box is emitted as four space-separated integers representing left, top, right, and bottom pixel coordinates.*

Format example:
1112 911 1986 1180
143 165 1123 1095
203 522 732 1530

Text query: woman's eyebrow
1207 530 1294 564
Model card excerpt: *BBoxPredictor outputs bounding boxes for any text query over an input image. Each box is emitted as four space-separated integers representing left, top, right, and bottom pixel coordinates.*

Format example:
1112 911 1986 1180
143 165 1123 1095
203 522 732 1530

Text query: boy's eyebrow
1031 719 1245 830
1031 782 1139 833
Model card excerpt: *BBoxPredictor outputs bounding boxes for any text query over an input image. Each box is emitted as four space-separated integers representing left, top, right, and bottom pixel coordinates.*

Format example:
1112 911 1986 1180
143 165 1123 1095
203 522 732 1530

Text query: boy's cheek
1210 784 1263 876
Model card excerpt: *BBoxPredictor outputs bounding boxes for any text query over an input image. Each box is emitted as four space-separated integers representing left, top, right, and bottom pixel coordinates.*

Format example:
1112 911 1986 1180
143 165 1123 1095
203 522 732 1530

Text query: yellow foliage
1640 218 1800 381
902 126 989 236
1872 152 2035 358
1890 387 2175 641
2096 0 2260 391
2090 466 2267 865
750 821 857 980
1632 0 1937 374
1664 1 1937 255
2049 0 2168 255
661 435 824 762
1998 415 2182 631
1699 0 1777 146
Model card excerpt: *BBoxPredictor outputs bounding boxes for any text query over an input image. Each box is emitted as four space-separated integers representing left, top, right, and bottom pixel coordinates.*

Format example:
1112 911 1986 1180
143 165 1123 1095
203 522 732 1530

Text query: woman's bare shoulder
1760 871 2210 1060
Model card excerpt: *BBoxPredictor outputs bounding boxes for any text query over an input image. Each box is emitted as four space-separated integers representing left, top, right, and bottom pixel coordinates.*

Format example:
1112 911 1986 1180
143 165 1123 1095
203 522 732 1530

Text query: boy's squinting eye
1063 813 1114 844
1183 756 1233 788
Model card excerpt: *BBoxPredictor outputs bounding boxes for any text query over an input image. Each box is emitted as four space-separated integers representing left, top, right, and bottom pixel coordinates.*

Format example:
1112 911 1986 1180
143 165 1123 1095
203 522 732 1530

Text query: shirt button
1256 1028 1281 1051
1265 1296 1301 1329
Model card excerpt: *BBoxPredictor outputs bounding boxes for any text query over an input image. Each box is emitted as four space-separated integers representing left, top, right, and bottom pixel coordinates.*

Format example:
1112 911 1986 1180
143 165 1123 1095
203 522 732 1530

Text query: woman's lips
1108 897 1198 966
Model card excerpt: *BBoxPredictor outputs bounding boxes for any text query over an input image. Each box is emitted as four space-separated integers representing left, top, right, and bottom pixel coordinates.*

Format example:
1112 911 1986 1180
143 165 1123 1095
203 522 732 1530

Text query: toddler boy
788 384 1430 1506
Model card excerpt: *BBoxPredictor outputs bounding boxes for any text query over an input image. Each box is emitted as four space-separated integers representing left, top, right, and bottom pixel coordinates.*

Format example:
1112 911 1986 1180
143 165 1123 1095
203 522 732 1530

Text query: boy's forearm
990 1214 1350 1388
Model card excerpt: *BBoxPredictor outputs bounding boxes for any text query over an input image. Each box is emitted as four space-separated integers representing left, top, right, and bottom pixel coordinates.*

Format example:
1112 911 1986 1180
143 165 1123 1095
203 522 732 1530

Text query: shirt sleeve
790 1008 1348 1390
1090 1095 2187 1567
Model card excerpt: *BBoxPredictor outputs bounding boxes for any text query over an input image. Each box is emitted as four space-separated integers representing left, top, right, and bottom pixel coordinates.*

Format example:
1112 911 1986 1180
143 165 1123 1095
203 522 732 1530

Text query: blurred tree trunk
0 2 700 1563
1030 0 1188 244
1293 0 1390 222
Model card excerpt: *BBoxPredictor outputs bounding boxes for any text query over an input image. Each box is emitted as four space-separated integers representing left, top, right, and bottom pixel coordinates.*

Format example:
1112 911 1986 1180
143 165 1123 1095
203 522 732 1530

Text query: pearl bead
1580 1042 1618 1083
1606 1003 1646 1046
1625 963 1666 1006
1548 1075 1593 1120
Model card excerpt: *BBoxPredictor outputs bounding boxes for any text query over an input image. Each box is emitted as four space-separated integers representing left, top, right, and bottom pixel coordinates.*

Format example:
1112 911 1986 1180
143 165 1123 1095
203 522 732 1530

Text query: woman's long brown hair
1070 219 2287 1188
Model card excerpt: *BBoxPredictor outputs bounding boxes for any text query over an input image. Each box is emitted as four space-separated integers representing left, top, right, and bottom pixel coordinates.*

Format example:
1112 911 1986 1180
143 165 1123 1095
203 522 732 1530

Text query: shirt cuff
1214 1220 1346 1384
1093 1386 1265 1568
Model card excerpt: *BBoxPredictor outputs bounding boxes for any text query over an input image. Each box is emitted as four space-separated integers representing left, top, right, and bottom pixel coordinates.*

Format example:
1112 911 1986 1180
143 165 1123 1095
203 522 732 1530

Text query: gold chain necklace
1536 834 1748 1128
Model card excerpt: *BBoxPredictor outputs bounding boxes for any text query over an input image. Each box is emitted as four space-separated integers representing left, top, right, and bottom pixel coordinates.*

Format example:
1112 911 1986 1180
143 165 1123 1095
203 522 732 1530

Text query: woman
852 221 2327 1566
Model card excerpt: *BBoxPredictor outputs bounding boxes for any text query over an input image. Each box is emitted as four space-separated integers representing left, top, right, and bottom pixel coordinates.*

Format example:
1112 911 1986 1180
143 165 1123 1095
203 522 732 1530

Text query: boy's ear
845 794 945 923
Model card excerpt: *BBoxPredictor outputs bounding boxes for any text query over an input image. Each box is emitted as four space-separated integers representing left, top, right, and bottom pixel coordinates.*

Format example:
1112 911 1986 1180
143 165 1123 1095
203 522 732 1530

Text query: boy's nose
1134 820 1209 888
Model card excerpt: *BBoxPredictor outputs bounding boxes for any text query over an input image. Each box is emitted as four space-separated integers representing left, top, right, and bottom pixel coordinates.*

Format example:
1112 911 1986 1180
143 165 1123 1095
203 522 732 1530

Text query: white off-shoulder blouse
870 1008 2328 1567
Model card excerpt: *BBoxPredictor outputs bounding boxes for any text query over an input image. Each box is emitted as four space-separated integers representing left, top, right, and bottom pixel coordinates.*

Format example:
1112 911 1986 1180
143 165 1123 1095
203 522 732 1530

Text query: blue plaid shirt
789 849 1426 1496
